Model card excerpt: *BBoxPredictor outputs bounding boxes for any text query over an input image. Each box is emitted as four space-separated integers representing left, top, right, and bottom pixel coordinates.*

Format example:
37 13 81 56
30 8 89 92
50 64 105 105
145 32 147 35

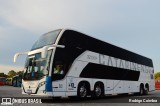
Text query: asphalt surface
0 86 160 106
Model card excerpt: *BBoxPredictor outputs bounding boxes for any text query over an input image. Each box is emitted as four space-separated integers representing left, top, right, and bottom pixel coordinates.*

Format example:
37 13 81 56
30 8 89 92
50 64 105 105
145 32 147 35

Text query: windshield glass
23 50 52 80
31 29 61 50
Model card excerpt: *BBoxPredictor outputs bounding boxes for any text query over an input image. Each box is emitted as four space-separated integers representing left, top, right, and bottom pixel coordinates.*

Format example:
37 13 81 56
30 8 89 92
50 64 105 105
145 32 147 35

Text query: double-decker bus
12 75 22 87
0 77 6 86
14 29 155 98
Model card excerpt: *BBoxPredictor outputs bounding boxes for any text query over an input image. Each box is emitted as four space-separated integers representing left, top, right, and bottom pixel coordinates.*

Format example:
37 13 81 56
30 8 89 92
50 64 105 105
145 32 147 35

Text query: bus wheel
94 83 104 98
139 86 144 96
77 83 88 98
144 87 149 95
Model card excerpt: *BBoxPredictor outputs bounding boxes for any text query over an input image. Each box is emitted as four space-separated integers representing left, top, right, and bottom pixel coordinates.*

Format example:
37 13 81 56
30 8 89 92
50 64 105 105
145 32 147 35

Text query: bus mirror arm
52 44 65 48
14 52 29 63
41 44 65 58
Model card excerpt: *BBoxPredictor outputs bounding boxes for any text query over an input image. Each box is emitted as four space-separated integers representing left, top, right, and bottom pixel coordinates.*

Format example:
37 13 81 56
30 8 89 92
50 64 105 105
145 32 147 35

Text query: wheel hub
80 86 87 97
95 86 101 97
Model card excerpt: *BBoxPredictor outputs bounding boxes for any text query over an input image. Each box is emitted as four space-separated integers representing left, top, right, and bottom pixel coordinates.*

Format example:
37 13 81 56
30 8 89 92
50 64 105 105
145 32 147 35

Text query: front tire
77 83 88 99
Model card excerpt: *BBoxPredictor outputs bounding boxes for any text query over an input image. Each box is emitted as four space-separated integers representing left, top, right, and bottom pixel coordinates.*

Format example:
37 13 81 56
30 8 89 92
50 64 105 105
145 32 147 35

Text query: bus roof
62 28 152 61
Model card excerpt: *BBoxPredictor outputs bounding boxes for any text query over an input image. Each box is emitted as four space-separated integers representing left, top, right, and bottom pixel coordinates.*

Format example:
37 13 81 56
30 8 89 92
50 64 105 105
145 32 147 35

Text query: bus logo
1 98 13 105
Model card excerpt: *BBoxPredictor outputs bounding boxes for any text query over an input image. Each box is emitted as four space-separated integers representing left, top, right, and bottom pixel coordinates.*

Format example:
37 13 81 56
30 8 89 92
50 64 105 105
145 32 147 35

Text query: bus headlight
38 81 46 88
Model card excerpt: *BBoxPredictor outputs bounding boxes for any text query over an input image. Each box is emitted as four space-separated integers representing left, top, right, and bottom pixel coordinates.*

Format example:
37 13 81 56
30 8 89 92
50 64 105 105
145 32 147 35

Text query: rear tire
139 86 144 96
93 83 104 98
144 87 149 95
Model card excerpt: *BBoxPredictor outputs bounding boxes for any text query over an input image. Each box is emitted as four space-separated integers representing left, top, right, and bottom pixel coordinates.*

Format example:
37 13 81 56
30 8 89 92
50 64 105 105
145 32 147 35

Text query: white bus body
14 29 155 98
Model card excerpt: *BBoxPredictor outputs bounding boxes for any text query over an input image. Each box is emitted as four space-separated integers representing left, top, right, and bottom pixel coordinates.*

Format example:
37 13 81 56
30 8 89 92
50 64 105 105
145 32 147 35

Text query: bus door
52 61 67 96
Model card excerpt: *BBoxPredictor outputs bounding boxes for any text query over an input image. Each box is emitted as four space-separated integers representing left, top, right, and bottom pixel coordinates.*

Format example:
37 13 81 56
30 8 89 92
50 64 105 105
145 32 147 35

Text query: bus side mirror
14 53 19 63
41 44 65 58
14 52 29 63
41 46 49 59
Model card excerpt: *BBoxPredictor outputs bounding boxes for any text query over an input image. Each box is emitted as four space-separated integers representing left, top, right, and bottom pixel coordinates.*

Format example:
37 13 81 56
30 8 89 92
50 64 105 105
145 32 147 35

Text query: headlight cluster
38 81 46 88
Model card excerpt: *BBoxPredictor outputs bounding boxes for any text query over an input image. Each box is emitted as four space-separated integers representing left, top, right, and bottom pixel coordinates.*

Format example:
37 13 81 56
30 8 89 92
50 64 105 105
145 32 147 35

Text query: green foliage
16 71 23 75
0 73 8 77
1 70 24 78
154 72 160 79
0 73 5 77
8 70 17 78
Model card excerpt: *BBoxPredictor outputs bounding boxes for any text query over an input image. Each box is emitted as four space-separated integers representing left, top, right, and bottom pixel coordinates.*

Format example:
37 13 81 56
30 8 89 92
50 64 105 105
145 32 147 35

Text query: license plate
27 89 32 94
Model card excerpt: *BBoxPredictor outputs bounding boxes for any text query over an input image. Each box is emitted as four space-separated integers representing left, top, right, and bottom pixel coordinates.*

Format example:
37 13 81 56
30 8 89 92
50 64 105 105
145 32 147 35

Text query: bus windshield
23 50 52 80
31 29 61 50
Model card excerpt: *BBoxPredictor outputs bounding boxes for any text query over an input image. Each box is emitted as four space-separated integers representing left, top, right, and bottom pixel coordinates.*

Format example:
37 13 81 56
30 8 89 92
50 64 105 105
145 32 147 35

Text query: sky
0 0 160 74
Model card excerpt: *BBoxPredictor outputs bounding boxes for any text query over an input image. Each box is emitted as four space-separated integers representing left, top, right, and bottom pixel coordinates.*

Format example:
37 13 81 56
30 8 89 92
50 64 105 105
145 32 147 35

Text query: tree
0 73 8 77
8 70 17 78
0 73 5 77
16 71 23 75
154 72 160 79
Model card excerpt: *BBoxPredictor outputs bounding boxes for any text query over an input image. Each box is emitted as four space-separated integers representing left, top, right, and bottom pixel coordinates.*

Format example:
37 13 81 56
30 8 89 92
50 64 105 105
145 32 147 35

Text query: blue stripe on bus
45 76 52 92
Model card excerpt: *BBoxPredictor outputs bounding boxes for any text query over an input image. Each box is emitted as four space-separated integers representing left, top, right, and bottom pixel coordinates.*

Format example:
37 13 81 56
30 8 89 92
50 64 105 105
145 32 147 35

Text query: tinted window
52 31 85 81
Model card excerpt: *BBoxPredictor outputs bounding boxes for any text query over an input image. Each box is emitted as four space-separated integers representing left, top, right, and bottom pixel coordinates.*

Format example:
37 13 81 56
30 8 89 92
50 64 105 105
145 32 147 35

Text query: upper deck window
31 29 61 50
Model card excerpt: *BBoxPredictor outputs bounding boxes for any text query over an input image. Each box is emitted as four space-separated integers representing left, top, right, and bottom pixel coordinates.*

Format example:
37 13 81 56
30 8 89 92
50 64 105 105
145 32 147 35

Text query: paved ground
0 86 160 106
